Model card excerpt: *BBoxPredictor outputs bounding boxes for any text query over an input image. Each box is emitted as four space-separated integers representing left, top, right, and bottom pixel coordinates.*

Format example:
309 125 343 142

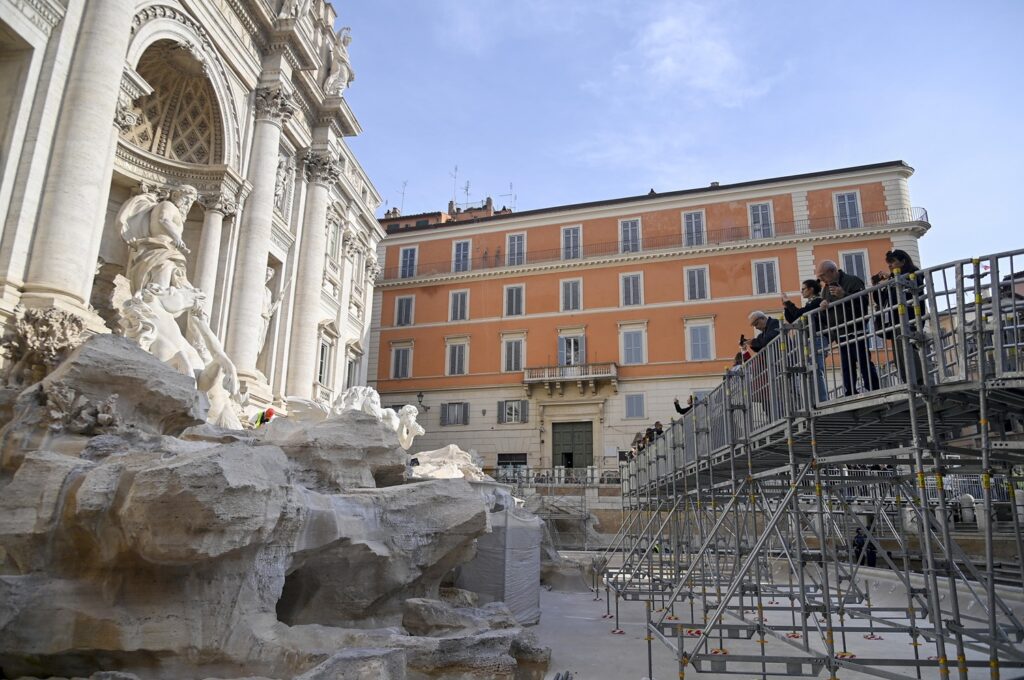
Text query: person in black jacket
783 279 828 401
871 249 924 384
817 260 880 397
747 311 780 351
673 394 694 415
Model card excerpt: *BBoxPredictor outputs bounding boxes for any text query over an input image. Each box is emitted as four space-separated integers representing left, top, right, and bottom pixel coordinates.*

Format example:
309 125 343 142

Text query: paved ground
533 585 1016 680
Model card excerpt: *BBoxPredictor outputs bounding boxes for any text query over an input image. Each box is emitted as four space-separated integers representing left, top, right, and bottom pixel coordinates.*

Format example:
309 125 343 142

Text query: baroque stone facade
0 0 384 413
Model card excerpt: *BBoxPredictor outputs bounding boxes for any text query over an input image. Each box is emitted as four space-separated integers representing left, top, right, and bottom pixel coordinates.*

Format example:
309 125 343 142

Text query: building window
620 218 641 253
558 334 585 366
453 240 471 272
440 401 470 426
503 338 524 372
497 453 528 467
395 296 414 326
684 210 705 246
841 250 868 283
562 225 581 260
835 192 861 229
685 266 709 301
399 246 417 278
446 341 468 376
391 346 411 379
621 272 643 306
498 399 530 424
345 355 360 389
449 290 468 321
507 233 526 266
749 202 773 239
753 259 779 295
686 322 714 361
505 284 524 316
328 221 341 260
621 328 645 365
317 336 333 386
625 393 645 419
561 278 582 312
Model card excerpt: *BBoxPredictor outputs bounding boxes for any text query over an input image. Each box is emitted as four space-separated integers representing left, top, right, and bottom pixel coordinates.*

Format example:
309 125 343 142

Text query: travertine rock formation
0 335 547 680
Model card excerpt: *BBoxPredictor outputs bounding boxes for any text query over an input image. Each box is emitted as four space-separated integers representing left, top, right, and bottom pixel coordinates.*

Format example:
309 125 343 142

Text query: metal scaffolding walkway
603 249 1024 679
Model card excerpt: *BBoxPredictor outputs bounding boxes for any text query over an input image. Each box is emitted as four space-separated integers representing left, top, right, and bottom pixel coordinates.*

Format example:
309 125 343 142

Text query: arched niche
124 5 242 168
120 39 223 165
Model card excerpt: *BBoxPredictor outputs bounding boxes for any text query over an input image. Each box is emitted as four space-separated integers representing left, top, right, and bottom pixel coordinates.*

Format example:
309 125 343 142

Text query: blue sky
339 1 1023 267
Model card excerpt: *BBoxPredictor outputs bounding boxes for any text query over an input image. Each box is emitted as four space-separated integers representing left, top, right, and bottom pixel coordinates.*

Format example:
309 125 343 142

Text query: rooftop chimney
710 181 720 187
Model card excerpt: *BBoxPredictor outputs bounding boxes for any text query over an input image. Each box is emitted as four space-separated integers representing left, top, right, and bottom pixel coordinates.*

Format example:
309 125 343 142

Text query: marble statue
116 185 243 429
333 385 424 450
0 306 86 387
273 154 292 213
323 27 355 96
278 0 310 19
258 267 289 357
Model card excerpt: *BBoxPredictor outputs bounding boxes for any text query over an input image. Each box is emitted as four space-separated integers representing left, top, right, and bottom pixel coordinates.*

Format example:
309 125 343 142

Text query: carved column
195 192 237 315
225 86 294 378
21 0 138 313
286 150 340 398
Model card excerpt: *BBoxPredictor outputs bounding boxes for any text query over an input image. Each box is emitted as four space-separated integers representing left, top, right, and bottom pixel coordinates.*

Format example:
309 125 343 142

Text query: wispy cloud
589 1 787 107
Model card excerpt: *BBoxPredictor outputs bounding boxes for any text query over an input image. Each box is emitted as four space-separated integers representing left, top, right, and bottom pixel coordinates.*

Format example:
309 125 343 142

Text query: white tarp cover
409 444 492 482
456 506 543 625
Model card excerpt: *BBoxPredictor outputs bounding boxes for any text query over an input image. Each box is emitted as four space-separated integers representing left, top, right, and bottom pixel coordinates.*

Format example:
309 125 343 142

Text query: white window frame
506 232 526 266
685 319 716 362
445 339 469 376
452 239 471 273
502 336 525 373
619 217 642 254
391 343 413 379
619 325 647 365
449 289 470 321
839 248 869 283
748 201 775 239
561 224 582 260
624 393 646 419
398 245 418 278
317 335 334 386
557 333 585 366
394 295 415 327
501 399 524 424
560 277 583 312
682 209 706 247
751 257 780 296
504 283 525 317
834 190 862 230
620 271 644 307
684 265 710 301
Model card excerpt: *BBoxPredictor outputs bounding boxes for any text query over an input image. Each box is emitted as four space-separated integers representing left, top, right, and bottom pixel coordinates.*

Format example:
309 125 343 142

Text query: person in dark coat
783 279 828 401
818 260 880 397
674 395 694 415
871 249 924 384
747 311 780 351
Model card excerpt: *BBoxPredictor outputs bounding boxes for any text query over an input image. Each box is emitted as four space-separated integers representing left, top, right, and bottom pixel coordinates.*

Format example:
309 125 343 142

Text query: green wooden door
552 421 593 468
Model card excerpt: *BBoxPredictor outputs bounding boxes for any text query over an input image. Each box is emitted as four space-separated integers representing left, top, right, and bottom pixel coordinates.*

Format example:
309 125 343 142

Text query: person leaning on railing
817 259 881 397
870 249 925 384
782 279 828 402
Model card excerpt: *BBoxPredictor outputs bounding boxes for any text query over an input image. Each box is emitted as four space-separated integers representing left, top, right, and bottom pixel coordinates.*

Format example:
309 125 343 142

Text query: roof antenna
449 165 458 205
462 180 471 206
499 182 517 211
398 180 408 213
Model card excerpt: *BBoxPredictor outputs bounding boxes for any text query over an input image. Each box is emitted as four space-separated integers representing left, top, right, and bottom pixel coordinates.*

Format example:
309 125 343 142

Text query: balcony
381 206 929 282
523 362 617 396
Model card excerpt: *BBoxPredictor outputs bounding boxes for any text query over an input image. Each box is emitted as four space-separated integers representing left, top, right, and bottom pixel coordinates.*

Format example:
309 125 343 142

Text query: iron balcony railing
382 206 929 281
523 362 617 383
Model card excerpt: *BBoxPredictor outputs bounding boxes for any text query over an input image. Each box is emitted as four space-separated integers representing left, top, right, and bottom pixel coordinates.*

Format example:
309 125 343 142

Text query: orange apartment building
367 161 929 474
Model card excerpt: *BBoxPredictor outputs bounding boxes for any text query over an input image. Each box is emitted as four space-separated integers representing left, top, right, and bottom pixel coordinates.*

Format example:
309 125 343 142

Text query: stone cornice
6 0 64 37
114 140 247 199
377 222 930 289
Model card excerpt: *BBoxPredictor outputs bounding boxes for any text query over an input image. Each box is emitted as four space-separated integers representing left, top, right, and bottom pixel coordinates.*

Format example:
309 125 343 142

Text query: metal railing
382 206 929 281
607 247 1024 680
